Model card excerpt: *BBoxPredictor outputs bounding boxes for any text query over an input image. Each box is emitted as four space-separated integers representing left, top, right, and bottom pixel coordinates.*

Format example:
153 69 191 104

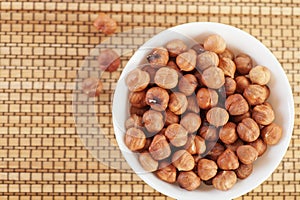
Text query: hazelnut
124 127 146 151
225 139 244 152
217 148 239 170
218 48 234 60
82 77 103 97
234 54 253 75
149 134 171 160
168 92 188 115
130 106 149 116
261 123 282 145
235 76 251 94
212 171 237 191
196 88 218 110
93 13 117 34
147 47 169 66
218 57 236 78
166 39 188 57
236 145 258 164
143 110 164 134
192 43 205 54
197 159 218 180
178 74 198 96
196 51 219 71
201 66 225 89
167 60 181 73
219 122 238 144
129 90 147 108
185 135 206 155
231 111 251 124
98 49 120 72
180 112 202 134
155 162 177 183
224 77 236 96
206 142 225 161
252 104 275 125
139 151 158 172
206 107 229 127
141 64 157 82
125 114 143 129
154 67 178 89
177 171 201 191
249 65 271 85
243 84 269 106
165 123 188 147
225 94 249 116
187 95 200 113
126 68 150 92
199 124 218 141
172 150 195 171
165 109 179 126
203 34 226 53
176 49 197 71
249 138 267 157
145 87 169 111
237 118 260 142
235 163 253 179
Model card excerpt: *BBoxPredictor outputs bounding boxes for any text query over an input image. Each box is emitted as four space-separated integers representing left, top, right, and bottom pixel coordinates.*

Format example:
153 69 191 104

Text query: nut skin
154 67 178 89
243 84 269 105
141 64 157 83
166 39 188 57
149 134 171 160
93 13 117 34
168 92 188 115
124 127 146 151
164 109 179 126
218 57 236 78
178 74 198 96
199 124 218 141
176 49 197 71
139 151 158 172
203 34 226 54
130 106 149 116
98 49 120 72
167 60 181 73
225 139 244 152
126 68 150 92
165 123 188 147
197 159 218 181
261 123 282 145
187 95 200 113
145 87 169 111
235 76 251 94
212 171 237 191
225 94 249 116
217 148 239 170
224 77 237 96
218 48 234 60
249 138 267 157
235 163 253 179
206 142 225 161
147 47 169 66
196 88 219 110
177 171 201 191
129 90 147 108
185 135 206 155
155 162 177 183
125 114 143 129
180 112 202 134
192 43 206 54
201 66 225 89
82 77 103 97
237 118 260 142
172 150 195 171
143 110 164 134
234 54 253 75
252 103 275 125
196 51 219 71
219 122 238 145
231 112 251 124
249 65 271 85
206 107 229 127
236 145 258 164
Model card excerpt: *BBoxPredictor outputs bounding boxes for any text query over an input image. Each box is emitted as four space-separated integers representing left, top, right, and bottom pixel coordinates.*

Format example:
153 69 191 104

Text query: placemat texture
0 0 299 199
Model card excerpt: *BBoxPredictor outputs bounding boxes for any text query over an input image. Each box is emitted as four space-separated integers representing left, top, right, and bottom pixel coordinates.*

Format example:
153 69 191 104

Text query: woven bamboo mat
1 0 300 199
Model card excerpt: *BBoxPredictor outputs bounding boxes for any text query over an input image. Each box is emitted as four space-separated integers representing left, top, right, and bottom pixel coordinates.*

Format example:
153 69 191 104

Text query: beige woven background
0 0 300 199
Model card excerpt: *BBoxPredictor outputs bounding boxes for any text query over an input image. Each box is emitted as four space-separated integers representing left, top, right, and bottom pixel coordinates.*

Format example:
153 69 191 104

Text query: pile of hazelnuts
124 34 282 191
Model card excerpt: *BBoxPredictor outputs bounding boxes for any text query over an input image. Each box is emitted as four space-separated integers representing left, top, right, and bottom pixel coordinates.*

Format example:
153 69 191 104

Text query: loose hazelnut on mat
201 66 225 89
164 109 179 126
172 150 195 171
82 77 103 97
235 76 251 94
206 142 225 161
145 87 169 111
217 148 239 170
212 171 237 191
197 159 218 181
199 124 218 141
176 49 197 71
206 107 229 127
168 92 188 115
130 106 149 116
177 171 201 191
218 48 234 60
249 65 271 85
224 77 236 96
143 110 164 134
178 74 198 96
219 122 238 145
98 49 120 72
252 103 275 125
129 90 147 108
124 127 146 151
225 94 249 116
126 68 150 92
125 114 143 129
237 118 260 142
187 95 200 113
185 135 206 155
243 84 269 105
203 34 226 54
147 47 169 66
154 67 178 89
196 88 218 110
139 151 158 172
235 163 253 179
234 54 253 75
166 39 188 57
218 57 236 78
249 138 267 157
236 145 258 165
165 123 188 147
149 134 171 160
196 51 219 71
261 123 283 145
93 13 117 34
155 162 177 183
180 112 202 133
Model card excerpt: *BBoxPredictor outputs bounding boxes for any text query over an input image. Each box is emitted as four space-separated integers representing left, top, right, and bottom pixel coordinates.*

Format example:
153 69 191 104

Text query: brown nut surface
149 134 171 160
196 88 218 110
147 47 169 66
98 49 120 72
177 171 201 191
155 162 177 183
249 138 267 157
196 51 219 71
139 151 158 172
167 60 181 73
143 110 164 134
217 148 239 170
126 68 150 92
261 123 282 145
237 118 260 142
219 122 238 144
192 43 206 54
172 150 195 171
124 128 146 151
165 109 179 126
145 87 169 111
234 54 253 75
93 13 117 34
218 48 234 60
218 57 236 78
212 171 237 191
236 145 258 164
178 74 198 96
166 39 188 57
206 107 229 127
252 104 275 125
235 76 251 94
176 49 197 71
168 92 188 115
203 34 226 53
225 139 244 152
154 67 178 89
231 112 251 124
225 94 249 116
201 66 225 89
185 135 206 155
243 84 269 105
206 142 225 161
82 77 103 97
249 65 271 85
165 123 188 147
225 77 237 96
130 106 149 116
199 124 218 141
197 159 218 180
125 114 143 129
180 112 202 133
187 95 200 113
141 64 157 82
129 91 147 108
235 163 253 179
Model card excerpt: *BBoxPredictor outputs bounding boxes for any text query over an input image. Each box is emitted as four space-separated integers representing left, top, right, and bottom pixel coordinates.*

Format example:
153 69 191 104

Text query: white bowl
112 22 294 200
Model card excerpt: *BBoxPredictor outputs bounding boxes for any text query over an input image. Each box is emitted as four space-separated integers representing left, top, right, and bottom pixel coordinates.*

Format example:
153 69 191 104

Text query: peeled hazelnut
126 68 150 92
82 77 103 97
206 142 225 161
196 88 218 110
172 150 195 171
187 95 200 113
147 47 169 66
218 48 234 60
231 112 251 124
180 112 202 133
252 104 275 125
249 65 271 85
237 118 260 142
203 34 226 53
236 145 258 164
196 51 219 71
217 148 239 170
165 123 188 147
155 162 177 183
165 109 179 126
213 171 237 191
125 114 143 129
219 122 238 145
197 159 218 181
192 43 205 54
145 87 169 111
125 127 146 151
234 54 253 75
185 135 206 155
235 163 253 179
149 134 171 160
224 77 236 96
261 123 282 145
154 67 178 89
199 124 218 141
201 66 225 89
143 110 164 134
218 57 236 78
98 49 120 72
168 92 188 115
129 91 147 108
130 106 149 116
176 49 197 71
93 13 117 34
225 139 244 152
249 138 267 157
139 151 158 172
206 107 229 127
177 171 201 191
235 76 251 94
178 74 198 96
243 84 269 105
166 39 188 57
225 94 249 116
